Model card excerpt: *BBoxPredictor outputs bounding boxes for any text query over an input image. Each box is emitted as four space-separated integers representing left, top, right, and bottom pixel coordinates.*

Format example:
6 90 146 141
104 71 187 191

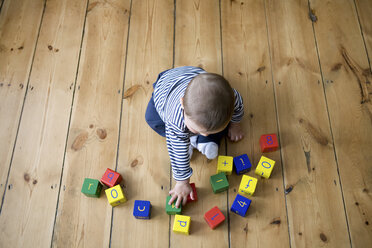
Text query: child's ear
180 97 184 109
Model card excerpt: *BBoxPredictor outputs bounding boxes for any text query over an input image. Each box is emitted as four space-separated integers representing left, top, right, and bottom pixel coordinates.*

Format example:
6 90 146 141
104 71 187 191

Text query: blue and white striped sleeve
231 88 244 123
165 123 193 181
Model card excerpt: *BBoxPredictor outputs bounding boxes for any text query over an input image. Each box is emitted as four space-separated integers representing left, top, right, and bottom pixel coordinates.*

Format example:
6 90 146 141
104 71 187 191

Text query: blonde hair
183 73 234 132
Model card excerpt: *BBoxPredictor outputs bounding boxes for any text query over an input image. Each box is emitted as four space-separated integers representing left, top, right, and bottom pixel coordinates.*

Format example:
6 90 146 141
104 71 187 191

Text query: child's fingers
182 196 188 206
168 194 177 205
175 197 182 208
190 191 194 200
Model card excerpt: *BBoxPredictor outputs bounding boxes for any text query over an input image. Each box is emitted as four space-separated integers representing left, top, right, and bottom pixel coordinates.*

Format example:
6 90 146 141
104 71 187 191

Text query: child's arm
168 178 195 208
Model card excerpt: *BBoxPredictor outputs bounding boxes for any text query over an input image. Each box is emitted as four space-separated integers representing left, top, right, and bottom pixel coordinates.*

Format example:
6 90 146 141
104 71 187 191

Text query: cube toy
255 156 276 179
81 178 102 198
173 215 191 235
231 194 252 217
217 155 233 175
233 154 252 175
210 172 229 193
133 200 151 219
239 175 258 196
166 195 182 215
105 184 127 207
204 206 225 229
260 134 279 153
100 168 122 188
187 183 198 203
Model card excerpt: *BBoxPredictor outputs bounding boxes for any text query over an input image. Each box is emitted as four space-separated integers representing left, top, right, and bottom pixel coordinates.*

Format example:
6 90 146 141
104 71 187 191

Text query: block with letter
81 178 102 198
260 133 279 153
166 195 182 215
217 155 233 175
105 184 127 207
133 200 151 219
255 156 275 179
100 168 122 188
233 154 252 175
231 194 252 217
239 175 258 196
187 183 198 203
204 206 225 229
173 215 191 235
210 172 229 193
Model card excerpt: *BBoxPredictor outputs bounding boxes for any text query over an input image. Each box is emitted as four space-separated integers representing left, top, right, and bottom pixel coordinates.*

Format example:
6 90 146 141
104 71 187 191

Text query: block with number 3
231 194 252 217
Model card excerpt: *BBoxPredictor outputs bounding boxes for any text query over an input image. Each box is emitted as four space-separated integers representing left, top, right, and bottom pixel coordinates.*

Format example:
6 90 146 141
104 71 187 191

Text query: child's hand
168 179 194 208
228 122 244 142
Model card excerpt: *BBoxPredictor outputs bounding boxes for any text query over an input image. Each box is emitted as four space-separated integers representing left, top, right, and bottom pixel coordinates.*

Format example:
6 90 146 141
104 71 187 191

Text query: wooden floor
0 0 371 247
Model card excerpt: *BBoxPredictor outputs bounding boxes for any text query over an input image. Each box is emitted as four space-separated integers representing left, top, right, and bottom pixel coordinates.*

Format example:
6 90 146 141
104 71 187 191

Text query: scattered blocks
239 175 258 196
231 194 252 217
260 134 279 153
133 200 151 219
101 168 122 188
166 195 182 215
204 206 225 229
210 172 229 193
187 183 198 203
173 215 191 235
217 155 233 175
233 154 252 175
81 178 102 198
255 156 276 179
105 184 127 207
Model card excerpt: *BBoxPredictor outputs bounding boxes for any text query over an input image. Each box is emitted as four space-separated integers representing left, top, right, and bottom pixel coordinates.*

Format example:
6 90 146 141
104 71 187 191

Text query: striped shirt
153 66 244 181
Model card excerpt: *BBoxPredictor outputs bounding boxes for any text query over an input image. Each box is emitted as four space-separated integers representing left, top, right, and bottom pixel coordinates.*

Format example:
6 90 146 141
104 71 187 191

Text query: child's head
182 73 234 136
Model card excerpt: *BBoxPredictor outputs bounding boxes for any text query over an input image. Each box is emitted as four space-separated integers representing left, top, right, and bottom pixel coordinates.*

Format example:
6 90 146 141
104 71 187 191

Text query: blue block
231 194 251 217
133 200 151 219
233 154 252 175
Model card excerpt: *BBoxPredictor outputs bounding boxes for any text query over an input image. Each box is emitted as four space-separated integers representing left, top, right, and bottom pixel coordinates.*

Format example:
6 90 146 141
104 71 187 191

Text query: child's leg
191 126 228 159
145 96 166 137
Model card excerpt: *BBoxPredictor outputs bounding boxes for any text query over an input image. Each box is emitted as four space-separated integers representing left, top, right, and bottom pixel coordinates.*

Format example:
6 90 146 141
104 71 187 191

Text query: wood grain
221 0 290 247
0 0 45 203
51 0 130 247
0 0 87 246
265 0 350 246
110 0 173 247
355 0 372 62
310 0 372 246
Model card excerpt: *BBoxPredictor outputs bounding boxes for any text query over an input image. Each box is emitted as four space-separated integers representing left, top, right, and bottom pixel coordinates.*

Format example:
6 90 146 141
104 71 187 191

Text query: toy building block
133 200 151 219
260 133 279 153
81 178 102 198
233 154 252 175
100 168 122 188
105 184 127 207
239 175 258 196
166 195 182 215
210 172 229 193
187 183 198 203
204 206 225 229
217 155 233 175
255 156 275 179
173 215 191 235
231 194 252 217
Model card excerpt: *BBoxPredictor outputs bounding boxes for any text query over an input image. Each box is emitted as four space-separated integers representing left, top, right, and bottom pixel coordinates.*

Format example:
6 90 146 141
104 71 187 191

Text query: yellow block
217 156 233 175
173 215 191 235
255 156 275 179
239 175 258 196
105 185 127 207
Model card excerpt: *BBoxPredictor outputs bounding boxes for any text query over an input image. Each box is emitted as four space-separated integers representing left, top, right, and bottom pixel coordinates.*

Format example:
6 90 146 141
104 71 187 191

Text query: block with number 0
260 133 279 153
255 156 275 179
231 194 252 217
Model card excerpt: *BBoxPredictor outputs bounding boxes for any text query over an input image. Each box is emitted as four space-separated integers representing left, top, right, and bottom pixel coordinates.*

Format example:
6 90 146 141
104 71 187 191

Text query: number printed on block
166 195 182 215
259 134 279 153
255 156 275 179
173 215 191 235
204 206 225 229
100 168 122 188
231 194 252 217
105 184 127 207
239 175 258 196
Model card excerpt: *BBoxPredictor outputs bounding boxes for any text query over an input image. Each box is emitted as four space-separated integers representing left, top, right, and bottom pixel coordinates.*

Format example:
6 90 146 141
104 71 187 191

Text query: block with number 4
255 156 275 179
231 194 252 217
166 195 182 215
204 206 225 229
133 200 151 219
81 178 102 198
217 156 233 175
173 215 191 235
101 168 122 188
105 184 127 207
239 175 258 196
260 133 279 153
210 172 229 193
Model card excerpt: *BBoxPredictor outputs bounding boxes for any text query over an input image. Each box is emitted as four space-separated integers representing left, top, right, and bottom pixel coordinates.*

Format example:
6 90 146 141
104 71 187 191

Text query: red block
187 183 198 203
204 206 225 229
100 168 122 188
259 134 279 153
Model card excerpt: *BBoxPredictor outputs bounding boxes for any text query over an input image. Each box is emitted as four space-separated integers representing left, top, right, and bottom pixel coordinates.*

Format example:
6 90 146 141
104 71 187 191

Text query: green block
81 178 102 198
166 195 182 215
210 172 229 193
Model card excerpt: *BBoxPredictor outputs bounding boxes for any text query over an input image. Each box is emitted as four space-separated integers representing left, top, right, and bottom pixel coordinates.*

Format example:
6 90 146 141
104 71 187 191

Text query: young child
145 66 244 208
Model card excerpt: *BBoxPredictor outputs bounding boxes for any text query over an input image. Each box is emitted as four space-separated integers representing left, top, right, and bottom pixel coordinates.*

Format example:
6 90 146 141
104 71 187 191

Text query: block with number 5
260 133 278 153
231 194 252 217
